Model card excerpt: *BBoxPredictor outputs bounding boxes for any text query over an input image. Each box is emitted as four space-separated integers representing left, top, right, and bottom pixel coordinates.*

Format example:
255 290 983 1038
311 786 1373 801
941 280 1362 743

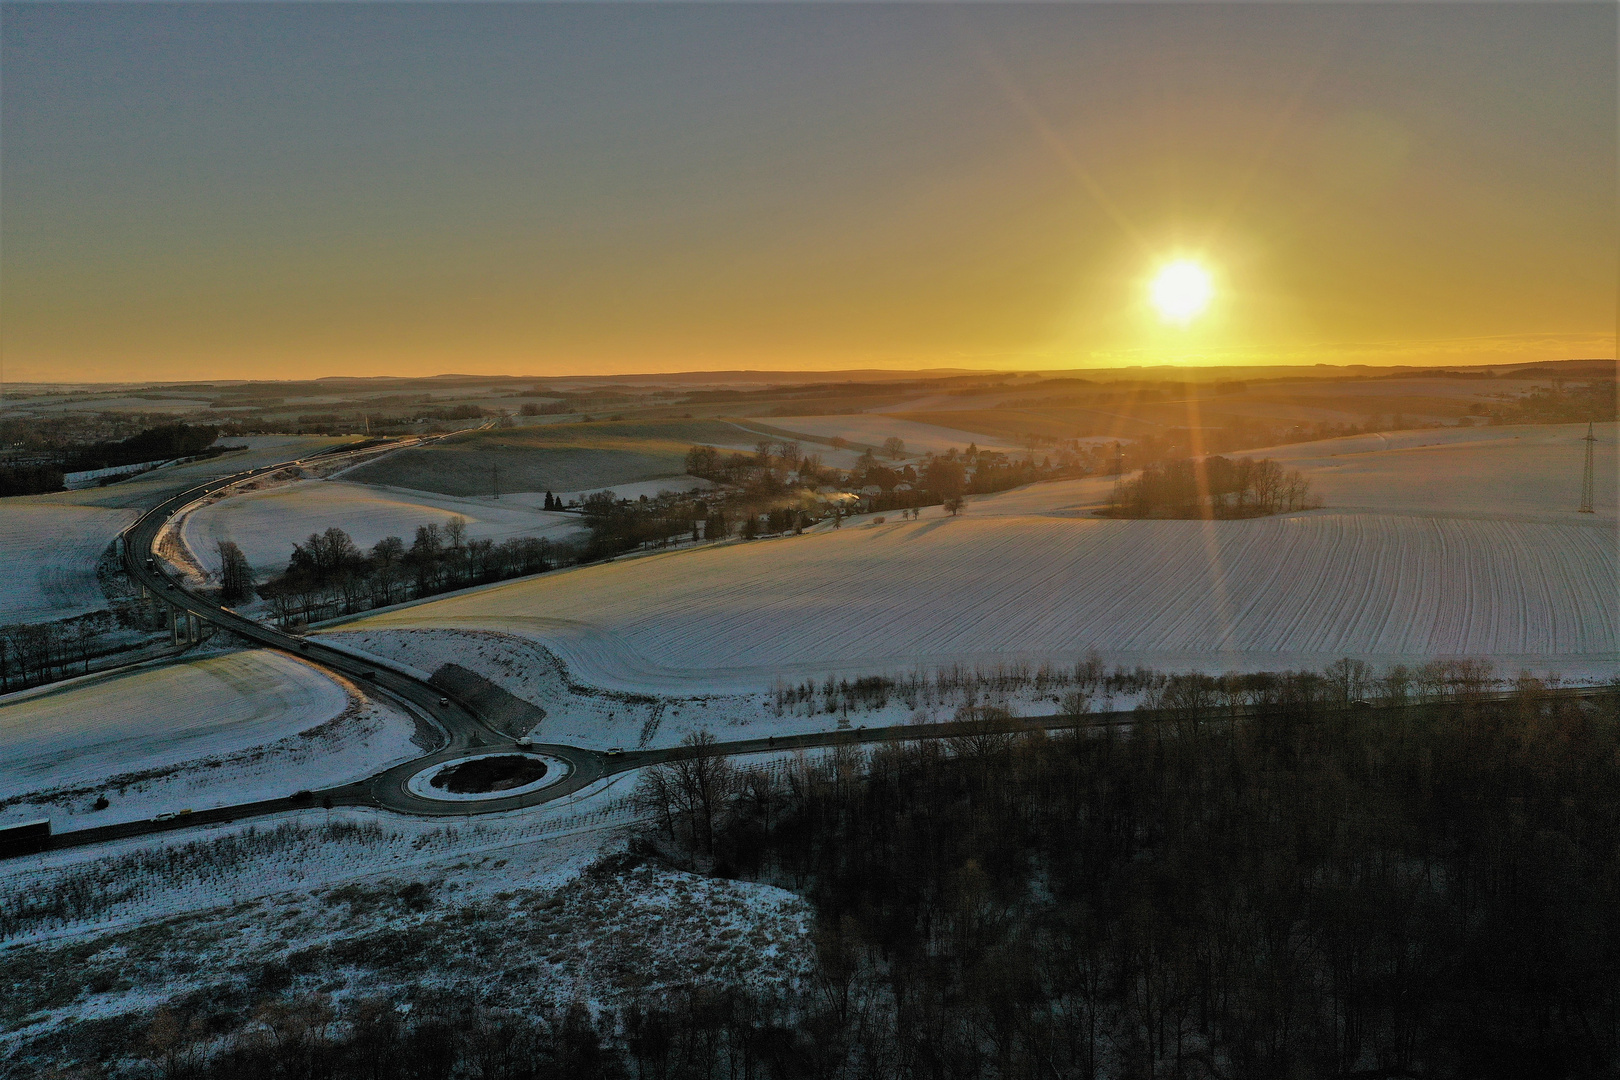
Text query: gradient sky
2 2 1615 382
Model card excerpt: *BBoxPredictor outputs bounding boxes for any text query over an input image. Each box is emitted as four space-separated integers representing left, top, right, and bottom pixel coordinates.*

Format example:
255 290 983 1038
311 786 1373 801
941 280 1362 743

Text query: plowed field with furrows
0 503 138 623
337 513 1617 691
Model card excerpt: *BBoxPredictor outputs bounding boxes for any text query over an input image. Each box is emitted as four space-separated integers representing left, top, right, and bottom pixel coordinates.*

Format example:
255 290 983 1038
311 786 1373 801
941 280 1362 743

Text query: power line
1579 421 1595 514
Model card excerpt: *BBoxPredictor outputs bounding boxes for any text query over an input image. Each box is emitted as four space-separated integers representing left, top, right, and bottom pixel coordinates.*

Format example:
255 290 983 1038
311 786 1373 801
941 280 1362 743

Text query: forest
640 678 1620 1078
0 463 66 497
65 422 223 472
0 422 229 497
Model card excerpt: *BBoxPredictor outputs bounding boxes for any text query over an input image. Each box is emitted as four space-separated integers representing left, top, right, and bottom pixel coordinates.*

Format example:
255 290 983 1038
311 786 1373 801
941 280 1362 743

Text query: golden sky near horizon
2 4 1615 382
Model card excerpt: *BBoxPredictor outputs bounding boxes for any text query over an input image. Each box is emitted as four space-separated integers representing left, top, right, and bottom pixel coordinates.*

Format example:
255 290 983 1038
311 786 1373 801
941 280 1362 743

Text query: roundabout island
405 752 571 802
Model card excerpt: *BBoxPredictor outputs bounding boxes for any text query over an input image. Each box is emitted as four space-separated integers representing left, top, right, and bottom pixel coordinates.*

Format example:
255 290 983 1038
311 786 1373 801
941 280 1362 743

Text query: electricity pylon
1579 421 1595 514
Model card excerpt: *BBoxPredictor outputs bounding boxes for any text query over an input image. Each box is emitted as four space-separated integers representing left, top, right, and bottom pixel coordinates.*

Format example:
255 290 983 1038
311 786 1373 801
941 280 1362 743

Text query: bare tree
1324 657 1373 707
216 540 254 604
681 730 736 856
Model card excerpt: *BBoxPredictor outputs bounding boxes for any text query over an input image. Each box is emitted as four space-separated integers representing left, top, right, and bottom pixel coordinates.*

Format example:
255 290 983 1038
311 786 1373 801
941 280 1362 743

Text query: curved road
26 441 1615 854
117 443 610 807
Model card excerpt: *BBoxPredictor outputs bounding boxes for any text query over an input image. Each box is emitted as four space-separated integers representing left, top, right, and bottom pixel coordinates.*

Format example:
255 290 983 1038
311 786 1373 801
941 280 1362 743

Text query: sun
1149 260 1214 324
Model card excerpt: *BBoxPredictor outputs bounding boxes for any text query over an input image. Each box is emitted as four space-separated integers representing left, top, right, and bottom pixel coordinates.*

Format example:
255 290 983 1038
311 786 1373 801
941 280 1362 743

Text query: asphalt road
24 441 1615 856
111 440 610 800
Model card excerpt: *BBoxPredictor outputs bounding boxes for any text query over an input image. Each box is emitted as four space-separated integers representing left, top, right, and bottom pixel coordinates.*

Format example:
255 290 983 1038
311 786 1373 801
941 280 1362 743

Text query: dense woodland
0 463 66 497
65 423 223 472
638 678 1620 1079
72 678 1620 1079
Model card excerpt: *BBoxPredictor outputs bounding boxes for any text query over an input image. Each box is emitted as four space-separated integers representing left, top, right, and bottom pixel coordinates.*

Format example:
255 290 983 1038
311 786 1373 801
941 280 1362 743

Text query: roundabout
405 751 572 802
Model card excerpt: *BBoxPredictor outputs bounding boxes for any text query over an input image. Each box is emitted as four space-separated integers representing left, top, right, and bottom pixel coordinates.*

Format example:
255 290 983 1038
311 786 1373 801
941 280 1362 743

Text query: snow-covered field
1246 422 1617 520
542 476 717 506
1 775 642 946
945 422 1618 522
0 502 136 623
25 435 358 518
0 649 421 828
1 436 375 623
322 627 897 748
180 478 586 574
334 504 1616 693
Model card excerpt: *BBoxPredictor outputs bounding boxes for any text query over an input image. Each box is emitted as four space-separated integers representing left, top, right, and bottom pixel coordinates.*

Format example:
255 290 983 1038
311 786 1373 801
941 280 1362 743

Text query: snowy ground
0 650 422 828
747 413 1030 458
317 627 1016 749
0 502 136 623
713 421 873 469
309 422 1617 696
908 422 1619 523
1243 421 1617 521
20 436 358 521
532 475 717 507
180 478 585 575
0 772 813 1069
331 505 1616 695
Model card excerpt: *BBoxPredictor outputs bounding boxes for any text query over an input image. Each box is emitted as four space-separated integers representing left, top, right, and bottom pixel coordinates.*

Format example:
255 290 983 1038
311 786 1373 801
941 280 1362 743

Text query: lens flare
1150 260 1214 324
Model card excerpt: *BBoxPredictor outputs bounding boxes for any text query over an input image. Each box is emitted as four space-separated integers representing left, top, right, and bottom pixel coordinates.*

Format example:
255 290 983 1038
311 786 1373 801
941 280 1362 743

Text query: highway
23 439 1615 856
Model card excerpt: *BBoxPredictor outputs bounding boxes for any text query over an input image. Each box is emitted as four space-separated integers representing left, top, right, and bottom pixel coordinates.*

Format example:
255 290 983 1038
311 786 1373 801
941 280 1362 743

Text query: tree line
0 463 67 497
255 518 564 626
66 422 223 472
767 655 1506 722
1 422 228 497
0 616 111 692
676 439 1087 533
0 544 173 693
1103 455 1317 518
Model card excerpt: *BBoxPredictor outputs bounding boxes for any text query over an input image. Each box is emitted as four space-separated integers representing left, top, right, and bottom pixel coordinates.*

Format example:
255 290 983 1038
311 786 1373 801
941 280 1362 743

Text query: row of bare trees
0 614 123 692
256 519 562 626
764 656 1509 721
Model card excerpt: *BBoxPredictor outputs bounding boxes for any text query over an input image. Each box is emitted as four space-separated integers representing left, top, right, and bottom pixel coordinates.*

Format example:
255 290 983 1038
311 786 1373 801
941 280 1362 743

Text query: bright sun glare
1150 260 1214 324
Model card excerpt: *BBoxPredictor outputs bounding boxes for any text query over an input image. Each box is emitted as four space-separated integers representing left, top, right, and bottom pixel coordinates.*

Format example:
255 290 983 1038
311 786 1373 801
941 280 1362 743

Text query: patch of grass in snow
2 849 811 1069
